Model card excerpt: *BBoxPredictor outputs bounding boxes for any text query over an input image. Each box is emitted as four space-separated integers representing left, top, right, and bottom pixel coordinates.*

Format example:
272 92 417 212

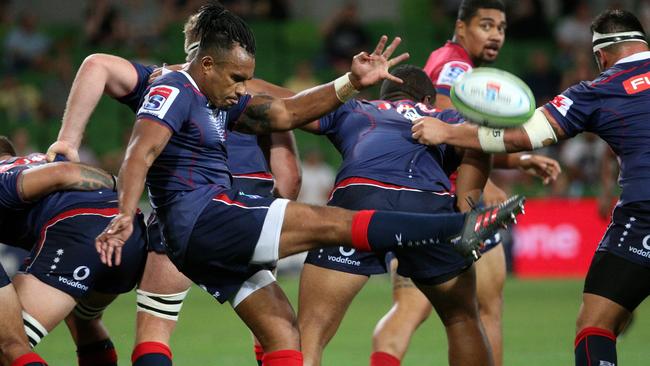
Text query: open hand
349 36 410 89
95 213 134 267
518 154 561 184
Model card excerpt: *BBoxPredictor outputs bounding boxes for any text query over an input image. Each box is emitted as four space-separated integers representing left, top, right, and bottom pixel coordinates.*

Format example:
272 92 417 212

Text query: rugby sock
77 339 117 366
574 327 617 366
254 344 264 366
261 350 302 366
132 342 172 366
370 351 401 366
351 210 465 252
10 352 47 366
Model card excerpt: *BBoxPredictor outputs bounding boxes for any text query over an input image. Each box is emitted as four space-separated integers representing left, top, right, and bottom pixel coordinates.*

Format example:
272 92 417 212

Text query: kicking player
96 4 522 366
411 9 650 366
0 136 126 366
46 11 301 366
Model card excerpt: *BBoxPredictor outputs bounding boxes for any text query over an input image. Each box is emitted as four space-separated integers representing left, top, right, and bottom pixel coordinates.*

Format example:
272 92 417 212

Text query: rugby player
0 137 129 366
371 2 558 365
411 9 650 366
46 10 301 366
96 4 522 366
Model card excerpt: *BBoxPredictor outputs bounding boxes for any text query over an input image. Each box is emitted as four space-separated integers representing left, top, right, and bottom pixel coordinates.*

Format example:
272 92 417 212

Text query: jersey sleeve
226 94 253 130
136 81 191 133
0 170 27 209
543 82 599 137
116 62 155 113
434 61 472 97
317 100 357 135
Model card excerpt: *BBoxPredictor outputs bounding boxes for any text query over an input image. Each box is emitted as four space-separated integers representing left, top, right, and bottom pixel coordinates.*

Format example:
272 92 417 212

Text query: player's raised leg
298 264 369 366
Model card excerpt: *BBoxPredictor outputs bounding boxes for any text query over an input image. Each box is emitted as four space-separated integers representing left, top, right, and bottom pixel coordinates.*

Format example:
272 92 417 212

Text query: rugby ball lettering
450 67 535 128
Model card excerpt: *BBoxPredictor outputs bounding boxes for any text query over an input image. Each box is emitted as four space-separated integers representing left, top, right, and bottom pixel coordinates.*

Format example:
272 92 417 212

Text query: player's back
318 99 462 193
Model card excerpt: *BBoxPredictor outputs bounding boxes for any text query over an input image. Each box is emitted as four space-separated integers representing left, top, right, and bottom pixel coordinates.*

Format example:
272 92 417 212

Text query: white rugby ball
450 67 535 128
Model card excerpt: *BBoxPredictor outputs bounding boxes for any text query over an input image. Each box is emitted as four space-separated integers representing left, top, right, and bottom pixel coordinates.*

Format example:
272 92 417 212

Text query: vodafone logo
514 224 580 259
623 72 650 94
642 235 650 250
73 266 90 281
339 247 356 257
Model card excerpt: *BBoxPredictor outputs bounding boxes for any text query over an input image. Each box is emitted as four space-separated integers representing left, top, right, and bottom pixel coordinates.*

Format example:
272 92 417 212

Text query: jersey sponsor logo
623 72 650 94
138 85 180 119
436 61 471 87
549 95 573 117
396 103 424 122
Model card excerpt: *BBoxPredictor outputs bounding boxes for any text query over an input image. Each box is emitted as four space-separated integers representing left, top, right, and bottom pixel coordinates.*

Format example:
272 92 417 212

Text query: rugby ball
450 67 535 128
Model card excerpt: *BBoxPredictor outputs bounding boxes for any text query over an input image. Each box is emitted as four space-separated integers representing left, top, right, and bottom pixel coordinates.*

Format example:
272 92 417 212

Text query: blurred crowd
1 0 647 200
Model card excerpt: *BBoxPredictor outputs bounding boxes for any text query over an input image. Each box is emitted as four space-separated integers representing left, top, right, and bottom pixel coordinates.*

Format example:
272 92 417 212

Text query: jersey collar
615 51 650 65
179 70 201 91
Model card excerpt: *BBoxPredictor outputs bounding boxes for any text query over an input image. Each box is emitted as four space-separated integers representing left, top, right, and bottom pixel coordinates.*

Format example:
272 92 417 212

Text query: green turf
35 276 650 365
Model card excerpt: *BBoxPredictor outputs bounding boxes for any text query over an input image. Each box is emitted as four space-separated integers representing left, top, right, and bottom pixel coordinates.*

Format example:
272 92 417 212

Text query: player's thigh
139 252 192 293
12 273 76 331
475 244 506 310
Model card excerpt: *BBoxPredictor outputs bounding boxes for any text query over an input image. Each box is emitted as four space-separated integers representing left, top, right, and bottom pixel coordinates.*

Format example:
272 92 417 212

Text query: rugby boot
452 195 525 260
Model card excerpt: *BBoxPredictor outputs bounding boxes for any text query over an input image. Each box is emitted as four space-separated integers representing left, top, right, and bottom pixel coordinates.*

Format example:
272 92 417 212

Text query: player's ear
422 95 434 108
455 19 466 38
200 55 214 73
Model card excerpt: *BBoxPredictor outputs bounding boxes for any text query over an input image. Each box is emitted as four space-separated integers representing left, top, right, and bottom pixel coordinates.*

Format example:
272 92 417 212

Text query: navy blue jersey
544 51 650 204
317 99 463 192
121 62 271 177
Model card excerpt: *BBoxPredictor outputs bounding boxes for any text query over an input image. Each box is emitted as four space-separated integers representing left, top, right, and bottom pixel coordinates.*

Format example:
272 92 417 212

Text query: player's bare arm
455 149 491 212
233 36 409 134
48 54 140 162
411 108 567 152
18 162 116 201
96 119 171 267
269 132 301 200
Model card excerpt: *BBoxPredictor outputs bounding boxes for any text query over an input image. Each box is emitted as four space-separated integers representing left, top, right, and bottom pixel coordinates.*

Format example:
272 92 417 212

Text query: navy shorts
597 201 650 268
305 184 472 281
20 209 147 298
0 263 10 288
146 177 275 255
171 189 282 304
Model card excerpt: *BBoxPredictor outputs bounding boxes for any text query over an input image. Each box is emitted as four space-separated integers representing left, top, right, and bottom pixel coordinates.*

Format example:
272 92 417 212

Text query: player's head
380 65 436 105
591 9 648 71
0 136 16 158
191 1 256 108
183 13 200 62
454 0 506 65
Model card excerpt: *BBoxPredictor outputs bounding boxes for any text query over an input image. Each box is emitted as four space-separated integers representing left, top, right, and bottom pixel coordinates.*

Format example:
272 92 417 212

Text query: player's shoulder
425 42 473 70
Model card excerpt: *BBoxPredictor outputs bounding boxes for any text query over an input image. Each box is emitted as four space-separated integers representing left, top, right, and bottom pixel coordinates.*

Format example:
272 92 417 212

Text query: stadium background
1 0 649 364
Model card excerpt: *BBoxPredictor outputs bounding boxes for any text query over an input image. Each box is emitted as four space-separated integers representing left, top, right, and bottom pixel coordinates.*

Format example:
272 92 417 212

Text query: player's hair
380 65 436 102
183 13 200 61
591 9 646 53
457 0 505 22
0 136 16 157
195 1 256 57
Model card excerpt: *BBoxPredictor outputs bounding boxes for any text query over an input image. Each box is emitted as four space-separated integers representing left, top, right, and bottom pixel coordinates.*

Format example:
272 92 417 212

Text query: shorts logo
623 72 650 94
339 247 356 256
437 61 471 87
642 235 650 250
73 266 90 281
549 94 573 117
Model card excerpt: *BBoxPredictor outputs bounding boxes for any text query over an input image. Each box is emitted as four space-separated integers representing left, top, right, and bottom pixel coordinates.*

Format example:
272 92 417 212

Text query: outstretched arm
269 132 301 199
19 162 115 201
233 36 409 134
96 119 171 267
493 153 561 185
48 54 139 161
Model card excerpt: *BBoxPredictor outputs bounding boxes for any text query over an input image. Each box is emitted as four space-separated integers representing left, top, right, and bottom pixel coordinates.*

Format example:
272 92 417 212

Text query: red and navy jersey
122 62 271 178
423 41 474 97
136 70 251 208
0 154 118 248
316 99 463 193
544 51 650 204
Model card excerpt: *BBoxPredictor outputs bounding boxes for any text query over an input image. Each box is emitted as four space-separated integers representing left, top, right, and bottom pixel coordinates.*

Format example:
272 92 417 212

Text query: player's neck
451 36 480 66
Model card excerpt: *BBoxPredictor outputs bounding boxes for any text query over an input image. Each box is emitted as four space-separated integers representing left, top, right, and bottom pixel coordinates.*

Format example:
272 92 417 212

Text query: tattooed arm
18 162 116 201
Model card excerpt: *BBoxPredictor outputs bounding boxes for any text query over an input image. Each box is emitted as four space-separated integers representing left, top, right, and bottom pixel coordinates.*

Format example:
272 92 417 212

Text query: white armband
522 108 558 149
478 126 506 152
333 73 360 102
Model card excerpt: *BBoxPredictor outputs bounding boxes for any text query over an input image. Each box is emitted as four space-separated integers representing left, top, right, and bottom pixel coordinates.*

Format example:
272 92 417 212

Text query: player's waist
619 178 650 204
330 177 451 200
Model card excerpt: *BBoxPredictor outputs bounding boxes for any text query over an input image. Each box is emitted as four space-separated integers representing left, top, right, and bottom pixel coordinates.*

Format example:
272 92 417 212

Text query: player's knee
73 300 108 321
22 311 48 348
136 288 190 322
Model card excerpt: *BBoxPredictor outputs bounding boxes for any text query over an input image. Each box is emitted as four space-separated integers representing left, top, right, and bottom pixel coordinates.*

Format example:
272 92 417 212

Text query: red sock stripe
575 327 617 348
11 353 47 366
370 351 401 366
351 210 375 252
262 350 303 366
78 348 117 366
131 342 172 363
254 344 264 361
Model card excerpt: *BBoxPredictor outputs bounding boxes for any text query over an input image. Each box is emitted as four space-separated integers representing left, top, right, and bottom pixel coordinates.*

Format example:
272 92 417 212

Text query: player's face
457 9 506 65
204 45 255 108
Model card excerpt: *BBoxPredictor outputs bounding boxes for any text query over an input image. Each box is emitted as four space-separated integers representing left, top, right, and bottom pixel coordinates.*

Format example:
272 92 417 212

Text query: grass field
35 276 650 365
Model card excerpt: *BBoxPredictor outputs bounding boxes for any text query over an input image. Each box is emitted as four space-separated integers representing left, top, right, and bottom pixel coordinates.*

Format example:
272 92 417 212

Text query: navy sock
77 339 117 366
351 210 465 252
132 342 172 366
575 327 617 366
